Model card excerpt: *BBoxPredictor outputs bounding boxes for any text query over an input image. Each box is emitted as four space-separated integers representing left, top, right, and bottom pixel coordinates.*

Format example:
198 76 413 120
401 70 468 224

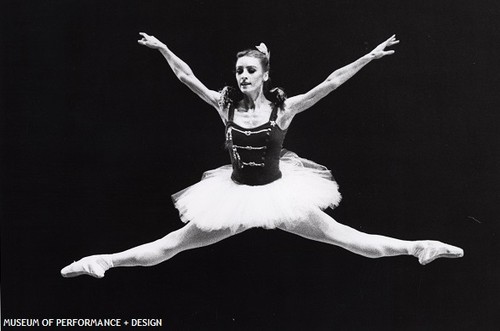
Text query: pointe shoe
414 241 464 265
61 255 113 278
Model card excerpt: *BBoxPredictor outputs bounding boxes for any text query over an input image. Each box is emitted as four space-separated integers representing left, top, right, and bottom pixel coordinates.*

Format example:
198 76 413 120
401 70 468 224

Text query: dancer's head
218 43 285 110
235 44 270 95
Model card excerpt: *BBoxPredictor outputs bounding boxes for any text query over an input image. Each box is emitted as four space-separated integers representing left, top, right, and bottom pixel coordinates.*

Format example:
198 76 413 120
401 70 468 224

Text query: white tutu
172 151 341 232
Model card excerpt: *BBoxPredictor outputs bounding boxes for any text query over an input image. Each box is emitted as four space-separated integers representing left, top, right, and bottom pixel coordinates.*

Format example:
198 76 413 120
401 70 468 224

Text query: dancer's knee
279 210 339 243
157 232 184 256
158 223 224 253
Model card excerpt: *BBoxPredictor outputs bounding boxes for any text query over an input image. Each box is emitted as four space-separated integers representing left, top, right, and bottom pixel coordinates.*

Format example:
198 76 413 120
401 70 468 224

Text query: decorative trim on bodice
225 108 278 170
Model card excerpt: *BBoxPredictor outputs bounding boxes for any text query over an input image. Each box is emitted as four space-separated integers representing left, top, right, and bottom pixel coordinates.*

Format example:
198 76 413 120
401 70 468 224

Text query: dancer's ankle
408 241 423 258
101 254 114 269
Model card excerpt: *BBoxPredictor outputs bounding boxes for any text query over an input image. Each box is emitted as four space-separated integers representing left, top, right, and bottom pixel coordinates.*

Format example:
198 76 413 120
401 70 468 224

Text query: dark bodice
225 106 287 185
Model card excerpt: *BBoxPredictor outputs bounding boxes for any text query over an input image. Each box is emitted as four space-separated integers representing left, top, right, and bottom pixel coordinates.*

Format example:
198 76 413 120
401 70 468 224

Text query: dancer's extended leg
278 209 463 265
61 222 241 278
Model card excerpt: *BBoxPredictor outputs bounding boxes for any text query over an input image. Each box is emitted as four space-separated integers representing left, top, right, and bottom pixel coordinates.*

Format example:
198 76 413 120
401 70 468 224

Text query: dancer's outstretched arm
282 35 399 125
137 33 222 113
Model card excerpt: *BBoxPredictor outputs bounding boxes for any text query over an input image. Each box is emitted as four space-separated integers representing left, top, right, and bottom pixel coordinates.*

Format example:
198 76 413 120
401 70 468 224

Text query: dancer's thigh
170 222 246 250
276 209 353 245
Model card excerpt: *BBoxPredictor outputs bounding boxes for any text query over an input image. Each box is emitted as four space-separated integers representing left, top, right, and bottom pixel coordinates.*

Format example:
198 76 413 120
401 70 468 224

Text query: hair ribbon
256 42 270 61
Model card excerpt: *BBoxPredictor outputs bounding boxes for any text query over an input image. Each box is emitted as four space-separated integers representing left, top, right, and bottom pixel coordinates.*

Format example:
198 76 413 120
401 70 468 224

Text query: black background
2 0 500 330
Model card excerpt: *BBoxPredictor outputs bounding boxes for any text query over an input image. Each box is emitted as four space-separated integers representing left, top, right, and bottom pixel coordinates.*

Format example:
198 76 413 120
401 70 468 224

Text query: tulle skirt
172 151 341 232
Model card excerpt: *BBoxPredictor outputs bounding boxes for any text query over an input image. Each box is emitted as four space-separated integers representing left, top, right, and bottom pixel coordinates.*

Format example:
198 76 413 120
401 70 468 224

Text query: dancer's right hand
369 34 399 59
138 32 166 50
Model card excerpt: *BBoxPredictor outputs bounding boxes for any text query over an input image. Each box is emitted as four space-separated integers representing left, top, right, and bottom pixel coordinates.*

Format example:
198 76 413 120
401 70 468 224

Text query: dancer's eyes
235 67 257 75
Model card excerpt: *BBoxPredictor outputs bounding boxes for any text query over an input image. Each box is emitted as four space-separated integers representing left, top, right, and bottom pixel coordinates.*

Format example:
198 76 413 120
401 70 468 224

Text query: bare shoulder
215 93 230 125
276 103 296 130
207 89 222 110
218 106 229 124
283 94 307 115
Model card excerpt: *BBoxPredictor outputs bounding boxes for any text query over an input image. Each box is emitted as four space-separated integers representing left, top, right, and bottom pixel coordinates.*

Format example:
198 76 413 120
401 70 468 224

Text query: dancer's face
235 56 269 94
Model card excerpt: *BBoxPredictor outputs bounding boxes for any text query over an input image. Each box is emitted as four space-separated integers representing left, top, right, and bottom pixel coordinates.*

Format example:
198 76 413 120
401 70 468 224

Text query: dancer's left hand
370 34 400 59
138 32 166 50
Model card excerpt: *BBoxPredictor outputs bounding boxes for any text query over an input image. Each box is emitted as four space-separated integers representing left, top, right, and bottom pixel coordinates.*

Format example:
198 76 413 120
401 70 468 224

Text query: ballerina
61 33 463 279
